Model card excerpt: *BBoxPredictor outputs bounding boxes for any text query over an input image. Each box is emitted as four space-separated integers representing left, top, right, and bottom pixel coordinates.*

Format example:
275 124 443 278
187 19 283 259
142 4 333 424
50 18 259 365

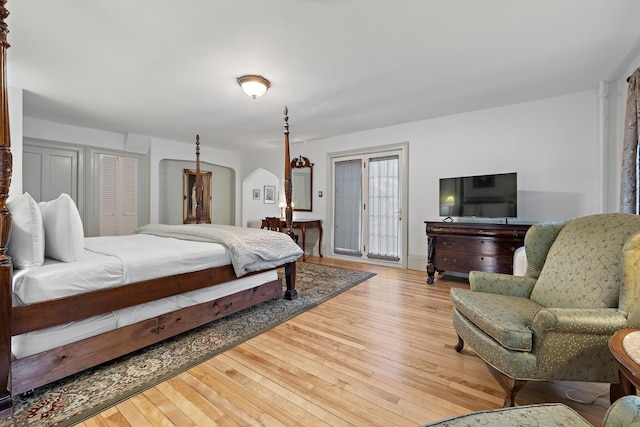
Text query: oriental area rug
1 263 375 427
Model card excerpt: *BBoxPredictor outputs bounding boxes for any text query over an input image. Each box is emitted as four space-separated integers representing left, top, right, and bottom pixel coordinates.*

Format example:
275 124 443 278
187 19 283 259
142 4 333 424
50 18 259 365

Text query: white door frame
326 142 409 268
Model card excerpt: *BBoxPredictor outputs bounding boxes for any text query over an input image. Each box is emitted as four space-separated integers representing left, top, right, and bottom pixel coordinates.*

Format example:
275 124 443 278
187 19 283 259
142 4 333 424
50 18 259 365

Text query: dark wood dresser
424 221 531 284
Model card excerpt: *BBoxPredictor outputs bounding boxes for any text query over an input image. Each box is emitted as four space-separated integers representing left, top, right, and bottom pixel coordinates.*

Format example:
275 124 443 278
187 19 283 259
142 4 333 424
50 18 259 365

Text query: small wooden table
261 219 323 262
609 328 640 397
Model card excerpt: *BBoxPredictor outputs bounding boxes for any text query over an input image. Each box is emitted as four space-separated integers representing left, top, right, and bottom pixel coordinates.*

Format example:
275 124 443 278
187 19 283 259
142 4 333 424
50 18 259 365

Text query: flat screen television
439 172 517 219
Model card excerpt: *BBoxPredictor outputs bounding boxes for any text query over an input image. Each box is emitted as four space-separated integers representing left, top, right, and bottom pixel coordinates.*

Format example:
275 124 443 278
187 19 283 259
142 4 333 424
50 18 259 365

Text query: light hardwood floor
78 257 610 426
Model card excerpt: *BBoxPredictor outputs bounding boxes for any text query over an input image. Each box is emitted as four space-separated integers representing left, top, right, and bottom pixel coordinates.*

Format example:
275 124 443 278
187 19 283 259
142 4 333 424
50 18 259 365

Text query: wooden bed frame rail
11 278 284 395
12 262 296 336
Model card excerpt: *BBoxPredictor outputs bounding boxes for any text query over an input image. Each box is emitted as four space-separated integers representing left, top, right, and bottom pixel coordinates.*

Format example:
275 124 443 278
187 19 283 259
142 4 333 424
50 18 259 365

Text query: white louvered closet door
99 154 138 236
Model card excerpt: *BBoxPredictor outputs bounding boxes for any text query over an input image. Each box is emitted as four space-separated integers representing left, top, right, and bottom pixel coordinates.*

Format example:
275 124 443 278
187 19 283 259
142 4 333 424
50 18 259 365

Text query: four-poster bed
0 2 300 417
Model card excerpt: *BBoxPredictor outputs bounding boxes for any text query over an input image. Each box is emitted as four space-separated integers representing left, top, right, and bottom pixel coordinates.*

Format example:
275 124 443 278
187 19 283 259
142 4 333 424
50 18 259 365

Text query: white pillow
38 193 84 262
7 192 45 268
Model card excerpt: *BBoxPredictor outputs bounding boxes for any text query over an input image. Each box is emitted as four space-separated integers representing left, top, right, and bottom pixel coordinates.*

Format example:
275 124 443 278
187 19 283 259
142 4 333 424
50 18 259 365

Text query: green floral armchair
450 213 640 407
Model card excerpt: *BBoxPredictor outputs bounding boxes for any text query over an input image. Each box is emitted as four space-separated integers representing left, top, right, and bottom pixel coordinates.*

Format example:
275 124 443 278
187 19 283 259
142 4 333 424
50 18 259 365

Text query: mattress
13 234 231 305
11 234 279 359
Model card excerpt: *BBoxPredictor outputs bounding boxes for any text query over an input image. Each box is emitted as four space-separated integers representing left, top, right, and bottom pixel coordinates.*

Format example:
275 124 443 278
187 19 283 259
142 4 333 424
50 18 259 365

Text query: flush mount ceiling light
237 75 270 99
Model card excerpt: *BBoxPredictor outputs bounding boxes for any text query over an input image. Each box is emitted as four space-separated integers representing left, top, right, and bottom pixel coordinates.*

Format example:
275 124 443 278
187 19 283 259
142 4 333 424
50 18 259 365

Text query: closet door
23 141 84 220
24 145 78 203
119 157 139 234
99 154 138 236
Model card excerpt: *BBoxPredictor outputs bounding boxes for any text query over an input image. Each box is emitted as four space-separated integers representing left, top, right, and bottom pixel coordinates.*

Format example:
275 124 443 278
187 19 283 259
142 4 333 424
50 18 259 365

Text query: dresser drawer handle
443 242 456 248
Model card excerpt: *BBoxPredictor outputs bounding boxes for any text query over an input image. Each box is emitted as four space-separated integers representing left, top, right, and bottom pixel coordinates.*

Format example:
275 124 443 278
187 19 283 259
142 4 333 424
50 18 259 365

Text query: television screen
439 172 517 218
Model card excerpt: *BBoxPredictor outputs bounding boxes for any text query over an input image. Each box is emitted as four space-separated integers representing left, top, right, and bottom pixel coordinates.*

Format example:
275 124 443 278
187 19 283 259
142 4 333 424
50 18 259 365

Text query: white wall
242 168 280 227
159 159 235 225
147 137 241 224
17 82 633 271
22 117 244 225
242 90 603 270
25 117 127 151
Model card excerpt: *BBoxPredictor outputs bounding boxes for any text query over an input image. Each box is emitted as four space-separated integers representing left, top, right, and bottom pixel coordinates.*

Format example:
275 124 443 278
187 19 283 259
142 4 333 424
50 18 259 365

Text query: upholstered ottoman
421 403 590 426
420 395 640 427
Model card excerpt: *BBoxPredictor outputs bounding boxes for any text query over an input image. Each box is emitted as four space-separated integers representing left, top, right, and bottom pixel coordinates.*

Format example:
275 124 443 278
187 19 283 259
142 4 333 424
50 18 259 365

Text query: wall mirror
291 155 313 212
183 169 212 224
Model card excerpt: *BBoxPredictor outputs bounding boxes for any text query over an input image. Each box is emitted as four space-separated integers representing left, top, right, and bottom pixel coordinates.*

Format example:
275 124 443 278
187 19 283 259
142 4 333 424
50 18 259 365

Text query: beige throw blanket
137 223 303 277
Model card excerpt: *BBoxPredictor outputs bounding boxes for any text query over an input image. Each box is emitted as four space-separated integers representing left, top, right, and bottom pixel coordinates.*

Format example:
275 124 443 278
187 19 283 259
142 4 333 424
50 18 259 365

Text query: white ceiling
6 1 640 152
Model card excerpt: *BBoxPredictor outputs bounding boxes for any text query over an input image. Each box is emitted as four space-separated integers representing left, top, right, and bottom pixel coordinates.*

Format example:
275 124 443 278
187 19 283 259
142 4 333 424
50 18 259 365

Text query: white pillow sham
38 193 84 262
7 192 45 268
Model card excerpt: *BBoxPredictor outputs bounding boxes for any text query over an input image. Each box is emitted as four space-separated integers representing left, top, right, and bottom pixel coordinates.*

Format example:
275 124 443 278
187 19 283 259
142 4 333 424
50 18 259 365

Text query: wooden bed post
283 107 297 300
0 0 13 417
283 107 294 240
194 134 203 224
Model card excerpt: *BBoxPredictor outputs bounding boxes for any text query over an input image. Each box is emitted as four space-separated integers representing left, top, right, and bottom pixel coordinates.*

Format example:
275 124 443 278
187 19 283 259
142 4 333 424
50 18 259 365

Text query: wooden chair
264 217 299 244
264 217 282 232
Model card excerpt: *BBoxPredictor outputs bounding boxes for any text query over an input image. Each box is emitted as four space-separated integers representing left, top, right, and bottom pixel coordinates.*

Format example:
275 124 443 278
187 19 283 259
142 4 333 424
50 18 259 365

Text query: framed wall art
253 188 261 200
263 185 276 204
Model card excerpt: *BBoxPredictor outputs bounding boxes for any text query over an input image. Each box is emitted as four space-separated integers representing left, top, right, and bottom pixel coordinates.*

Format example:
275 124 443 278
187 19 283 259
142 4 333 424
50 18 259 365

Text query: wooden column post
0 0 13 417
194 135 203 224
283 107 295 240
283 107 298 300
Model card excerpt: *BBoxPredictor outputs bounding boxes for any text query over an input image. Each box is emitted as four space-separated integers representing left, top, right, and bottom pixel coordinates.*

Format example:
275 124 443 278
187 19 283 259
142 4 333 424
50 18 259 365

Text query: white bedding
137 223 304 276
85 234 232 284
13 234 231 305
11 232 283 359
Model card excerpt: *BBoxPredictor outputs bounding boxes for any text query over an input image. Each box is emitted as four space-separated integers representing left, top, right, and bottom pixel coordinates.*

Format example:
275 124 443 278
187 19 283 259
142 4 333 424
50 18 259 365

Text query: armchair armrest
532 308 628 335
620 232 640 325
469 271 537 298
602 395 640 427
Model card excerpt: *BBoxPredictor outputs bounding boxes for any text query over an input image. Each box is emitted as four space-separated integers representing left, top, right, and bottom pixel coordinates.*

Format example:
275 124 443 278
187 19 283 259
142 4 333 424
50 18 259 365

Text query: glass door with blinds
332 149 404 264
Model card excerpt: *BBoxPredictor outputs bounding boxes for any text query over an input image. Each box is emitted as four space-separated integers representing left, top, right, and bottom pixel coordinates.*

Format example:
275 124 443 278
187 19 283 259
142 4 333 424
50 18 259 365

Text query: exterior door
332 149 404 265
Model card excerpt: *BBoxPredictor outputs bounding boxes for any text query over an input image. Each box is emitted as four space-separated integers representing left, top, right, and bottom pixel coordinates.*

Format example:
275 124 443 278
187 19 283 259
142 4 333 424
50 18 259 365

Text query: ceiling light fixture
237 75 270 99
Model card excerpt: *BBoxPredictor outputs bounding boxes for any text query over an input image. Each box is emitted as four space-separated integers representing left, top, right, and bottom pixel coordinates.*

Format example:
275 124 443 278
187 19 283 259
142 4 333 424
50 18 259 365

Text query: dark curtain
620 67 640 213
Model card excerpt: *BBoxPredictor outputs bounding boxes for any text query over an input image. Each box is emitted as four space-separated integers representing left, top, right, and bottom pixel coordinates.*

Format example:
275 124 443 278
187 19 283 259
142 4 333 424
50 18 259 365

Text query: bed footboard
8 260 297 397
11 279 283 395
